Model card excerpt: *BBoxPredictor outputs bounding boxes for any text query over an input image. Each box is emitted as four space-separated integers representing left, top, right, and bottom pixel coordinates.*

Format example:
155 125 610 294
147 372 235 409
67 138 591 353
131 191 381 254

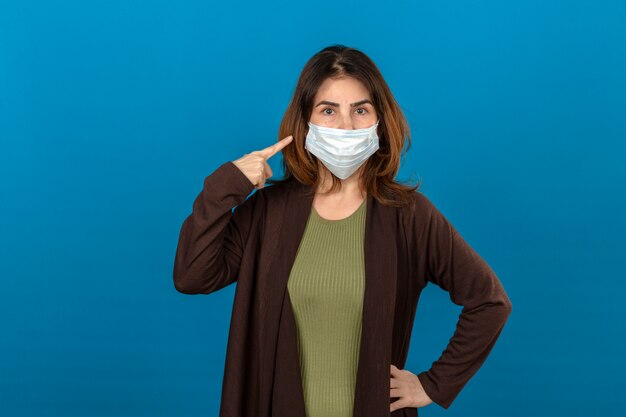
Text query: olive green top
286 199 367 417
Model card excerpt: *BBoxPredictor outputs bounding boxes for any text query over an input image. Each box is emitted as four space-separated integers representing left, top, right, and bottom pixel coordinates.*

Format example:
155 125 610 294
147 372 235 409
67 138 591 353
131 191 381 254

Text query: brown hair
267 44 421 207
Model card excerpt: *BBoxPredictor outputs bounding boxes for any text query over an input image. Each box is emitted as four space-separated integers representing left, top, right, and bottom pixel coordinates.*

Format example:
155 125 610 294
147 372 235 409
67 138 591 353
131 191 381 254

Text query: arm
173 161 257 294
414 193 513 409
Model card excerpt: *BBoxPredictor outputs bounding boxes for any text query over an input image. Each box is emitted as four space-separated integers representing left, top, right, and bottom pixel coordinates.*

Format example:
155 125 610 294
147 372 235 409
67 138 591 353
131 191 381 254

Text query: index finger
259 135 293 159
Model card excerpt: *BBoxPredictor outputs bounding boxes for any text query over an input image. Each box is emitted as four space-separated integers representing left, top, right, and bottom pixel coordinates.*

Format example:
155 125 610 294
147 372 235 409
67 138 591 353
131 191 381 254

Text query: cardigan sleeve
414 193 513 409
173 161 257 294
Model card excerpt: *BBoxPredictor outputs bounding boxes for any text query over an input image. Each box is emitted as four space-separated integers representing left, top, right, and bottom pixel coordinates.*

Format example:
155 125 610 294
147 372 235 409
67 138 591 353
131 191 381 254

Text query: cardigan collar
262 179 400 416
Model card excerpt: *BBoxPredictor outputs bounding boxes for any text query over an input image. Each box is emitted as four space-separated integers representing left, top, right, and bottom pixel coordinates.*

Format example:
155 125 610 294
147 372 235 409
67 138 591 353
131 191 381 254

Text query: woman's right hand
232 135 293 189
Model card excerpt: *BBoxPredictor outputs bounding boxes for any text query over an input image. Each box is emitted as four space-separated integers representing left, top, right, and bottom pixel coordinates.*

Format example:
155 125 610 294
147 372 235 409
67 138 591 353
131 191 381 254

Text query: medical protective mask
305 120 380 180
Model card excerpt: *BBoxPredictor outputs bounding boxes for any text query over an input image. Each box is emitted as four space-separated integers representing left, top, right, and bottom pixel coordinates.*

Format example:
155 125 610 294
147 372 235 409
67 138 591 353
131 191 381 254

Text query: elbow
173 252 208 294
503 293 513 315
173 264 231 295
174 276 202 294
497 295 513 324
172 248 237 295
478 295 513 324
490 282 513 322
173 261 207 294
173 270 202 294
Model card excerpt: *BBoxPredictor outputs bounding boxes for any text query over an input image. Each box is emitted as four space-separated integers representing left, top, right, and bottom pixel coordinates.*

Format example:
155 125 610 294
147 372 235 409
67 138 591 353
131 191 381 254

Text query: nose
337 113 353 130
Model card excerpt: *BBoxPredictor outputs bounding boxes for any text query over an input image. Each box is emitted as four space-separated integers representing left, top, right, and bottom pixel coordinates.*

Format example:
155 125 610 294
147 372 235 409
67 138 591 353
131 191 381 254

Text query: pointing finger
259 135 293 159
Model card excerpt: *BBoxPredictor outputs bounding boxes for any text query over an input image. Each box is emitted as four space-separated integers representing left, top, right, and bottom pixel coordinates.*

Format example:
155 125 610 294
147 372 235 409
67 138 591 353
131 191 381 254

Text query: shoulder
399 190 439 220
238 177 294 213
396 190 450 244
255 178 294 201
413 190 437 211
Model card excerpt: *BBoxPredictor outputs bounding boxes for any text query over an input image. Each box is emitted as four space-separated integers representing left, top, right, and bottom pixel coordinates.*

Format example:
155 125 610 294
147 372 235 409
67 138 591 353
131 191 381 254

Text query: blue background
1 1 625 416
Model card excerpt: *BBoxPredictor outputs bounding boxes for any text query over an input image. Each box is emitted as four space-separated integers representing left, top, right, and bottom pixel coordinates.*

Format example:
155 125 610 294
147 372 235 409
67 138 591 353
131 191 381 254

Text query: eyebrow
314 99 373 108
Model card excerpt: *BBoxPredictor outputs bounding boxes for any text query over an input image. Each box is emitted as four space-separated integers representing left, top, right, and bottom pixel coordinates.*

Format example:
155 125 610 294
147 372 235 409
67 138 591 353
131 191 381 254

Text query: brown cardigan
173 161 512 417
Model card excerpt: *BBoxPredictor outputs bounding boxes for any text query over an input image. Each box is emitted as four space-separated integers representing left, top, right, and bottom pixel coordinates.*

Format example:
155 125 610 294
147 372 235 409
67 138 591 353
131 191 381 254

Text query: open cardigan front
173 161 513 417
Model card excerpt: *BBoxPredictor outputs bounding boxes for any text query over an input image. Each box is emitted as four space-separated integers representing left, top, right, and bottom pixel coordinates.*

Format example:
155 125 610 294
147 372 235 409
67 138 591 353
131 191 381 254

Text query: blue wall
1 1 624 416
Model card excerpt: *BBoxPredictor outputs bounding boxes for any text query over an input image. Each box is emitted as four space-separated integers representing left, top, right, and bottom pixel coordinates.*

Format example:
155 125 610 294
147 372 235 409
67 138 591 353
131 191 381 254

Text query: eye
355 107 368 115
322 108 335 115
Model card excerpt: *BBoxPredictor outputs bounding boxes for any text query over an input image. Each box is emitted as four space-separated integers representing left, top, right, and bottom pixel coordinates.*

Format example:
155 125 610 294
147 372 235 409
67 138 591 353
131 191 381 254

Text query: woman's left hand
389 364 433 412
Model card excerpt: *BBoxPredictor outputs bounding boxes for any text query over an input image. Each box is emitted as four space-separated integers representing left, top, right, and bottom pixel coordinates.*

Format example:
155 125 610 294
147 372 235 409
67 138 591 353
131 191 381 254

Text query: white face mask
305 120 380 180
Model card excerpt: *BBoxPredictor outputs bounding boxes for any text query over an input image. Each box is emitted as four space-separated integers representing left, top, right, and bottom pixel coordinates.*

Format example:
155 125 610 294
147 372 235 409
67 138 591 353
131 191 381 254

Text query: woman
173 45 512 417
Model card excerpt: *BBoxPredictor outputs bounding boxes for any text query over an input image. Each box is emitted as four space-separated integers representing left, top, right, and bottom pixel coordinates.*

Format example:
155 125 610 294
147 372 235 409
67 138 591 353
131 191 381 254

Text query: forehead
314 76 371 102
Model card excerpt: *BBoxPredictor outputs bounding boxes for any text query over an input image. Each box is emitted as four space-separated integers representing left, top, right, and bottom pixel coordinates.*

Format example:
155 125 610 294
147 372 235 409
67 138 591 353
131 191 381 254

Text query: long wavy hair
267 44 421 207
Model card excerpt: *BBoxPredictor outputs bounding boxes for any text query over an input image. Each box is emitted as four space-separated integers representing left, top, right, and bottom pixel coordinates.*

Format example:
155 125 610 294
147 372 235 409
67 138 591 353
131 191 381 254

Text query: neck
315 166 365 199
